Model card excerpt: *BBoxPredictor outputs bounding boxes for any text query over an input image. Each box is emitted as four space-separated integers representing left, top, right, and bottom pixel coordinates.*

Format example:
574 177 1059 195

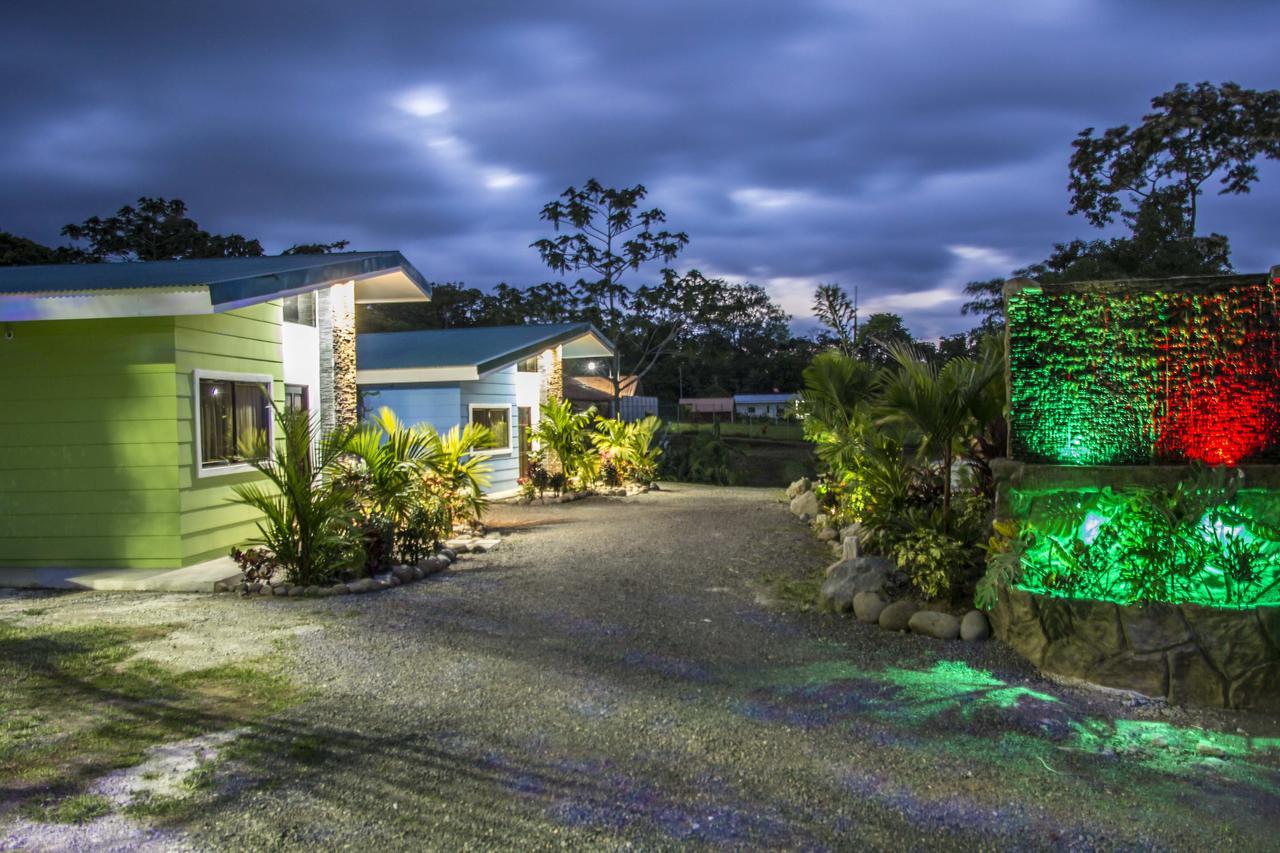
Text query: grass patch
21 793 112 824
761 570 825 610
0 619 296 817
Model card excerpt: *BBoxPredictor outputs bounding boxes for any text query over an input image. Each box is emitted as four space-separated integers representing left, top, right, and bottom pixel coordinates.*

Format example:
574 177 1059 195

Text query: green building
0 253 429 578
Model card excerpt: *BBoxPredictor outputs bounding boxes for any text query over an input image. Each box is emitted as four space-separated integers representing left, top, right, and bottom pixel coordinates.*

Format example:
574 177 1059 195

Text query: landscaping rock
419 556 448 575
348 578 373 593
820 557 892 614
960 610 990 641
909 610 961 640
786 477 811 498
1181 604 1273 680
392 565 416 584
287 586 304 597
439 548 458 563
878 600 918 632
331 583 350 595
817 527 837 542
411 566 425 581
304 586 319 596
853 591 889 624
472 538 502 553
1088 651 1169 698
789 490 819 520
1120 602 1192 653
272 585 289 596
840 525 862 559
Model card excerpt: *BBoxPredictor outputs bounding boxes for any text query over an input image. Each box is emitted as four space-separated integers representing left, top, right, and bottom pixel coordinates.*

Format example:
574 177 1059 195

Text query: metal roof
357 323 615 377
0 251 430 307
734 393 797 404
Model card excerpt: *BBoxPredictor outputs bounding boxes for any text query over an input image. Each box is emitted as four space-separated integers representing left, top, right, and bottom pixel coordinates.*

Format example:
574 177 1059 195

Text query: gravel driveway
4 484 1279 850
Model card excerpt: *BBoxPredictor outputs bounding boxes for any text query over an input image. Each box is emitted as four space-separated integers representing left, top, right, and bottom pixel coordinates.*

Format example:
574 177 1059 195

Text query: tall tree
61 197 264 261
854 312 914 367
811 283 858 356
0 231 86 266
1068 81 1280 239
532 179 689 413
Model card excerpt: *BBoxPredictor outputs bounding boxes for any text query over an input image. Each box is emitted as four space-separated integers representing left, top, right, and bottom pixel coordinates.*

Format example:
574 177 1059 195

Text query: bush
230 406 361 587
892 528 973 600
396 494 451 564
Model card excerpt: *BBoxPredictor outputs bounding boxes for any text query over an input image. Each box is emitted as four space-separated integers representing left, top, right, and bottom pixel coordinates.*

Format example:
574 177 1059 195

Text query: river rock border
216 548 462 597
990 586 1280 711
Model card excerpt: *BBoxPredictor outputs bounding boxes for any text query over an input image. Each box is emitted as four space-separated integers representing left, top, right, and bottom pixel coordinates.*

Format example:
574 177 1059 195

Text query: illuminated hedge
1008 478 1280 609
1007 273 1280 465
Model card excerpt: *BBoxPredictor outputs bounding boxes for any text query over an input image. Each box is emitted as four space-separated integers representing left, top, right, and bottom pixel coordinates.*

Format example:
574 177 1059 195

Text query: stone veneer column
316 287 336 434
548 344 564 401
330 281 358 425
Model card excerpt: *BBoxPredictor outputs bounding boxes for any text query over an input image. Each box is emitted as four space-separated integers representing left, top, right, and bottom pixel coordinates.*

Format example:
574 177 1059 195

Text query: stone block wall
991 587 1280 710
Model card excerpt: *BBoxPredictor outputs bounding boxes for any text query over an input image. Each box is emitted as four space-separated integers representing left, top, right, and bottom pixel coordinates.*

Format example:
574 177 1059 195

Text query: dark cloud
2 0 1278 339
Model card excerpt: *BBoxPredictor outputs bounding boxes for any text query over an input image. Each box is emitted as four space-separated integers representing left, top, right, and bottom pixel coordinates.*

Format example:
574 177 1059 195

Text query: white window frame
192 369 275 478
468 403 514 456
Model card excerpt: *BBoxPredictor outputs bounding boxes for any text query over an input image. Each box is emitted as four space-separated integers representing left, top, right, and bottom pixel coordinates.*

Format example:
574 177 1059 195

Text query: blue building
356 323 613 495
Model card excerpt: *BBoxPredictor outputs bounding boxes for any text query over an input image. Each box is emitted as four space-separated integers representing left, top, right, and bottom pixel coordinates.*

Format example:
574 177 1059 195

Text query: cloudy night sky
2 1 1277 338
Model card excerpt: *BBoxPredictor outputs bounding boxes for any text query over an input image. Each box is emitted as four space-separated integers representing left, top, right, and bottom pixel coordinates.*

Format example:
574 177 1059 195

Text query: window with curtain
199 378 270 469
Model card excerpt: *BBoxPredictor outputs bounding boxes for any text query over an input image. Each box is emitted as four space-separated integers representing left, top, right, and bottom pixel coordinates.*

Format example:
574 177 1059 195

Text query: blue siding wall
360 375 520 495
460 366 520 494
362 385 462 432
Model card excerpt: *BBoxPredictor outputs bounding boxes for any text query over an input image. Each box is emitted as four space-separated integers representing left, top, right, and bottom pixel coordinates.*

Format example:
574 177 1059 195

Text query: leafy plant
533 399 596 485
230 546 280 586
230 406 359 587
396 493 451 565
893 528 973 599
428 422 495 525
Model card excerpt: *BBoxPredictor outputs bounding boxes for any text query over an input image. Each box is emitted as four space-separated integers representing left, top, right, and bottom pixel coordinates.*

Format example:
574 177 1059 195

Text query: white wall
282 319 321 411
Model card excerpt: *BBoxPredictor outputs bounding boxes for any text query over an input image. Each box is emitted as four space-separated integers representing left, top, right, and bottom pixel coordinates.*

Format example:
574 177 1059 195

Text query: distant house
565 374 657 421
356 323 614 496
679 397 735 421
0 252 431 573
733 393 798 421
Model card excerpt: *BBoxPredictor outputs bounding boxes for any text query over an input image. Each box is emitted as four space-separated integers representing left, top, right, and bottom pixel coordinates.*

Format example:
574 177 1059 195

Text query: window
470 405 511 451
197 376 271 471
282 291 317 326
285 384 309 413
517 356 541 373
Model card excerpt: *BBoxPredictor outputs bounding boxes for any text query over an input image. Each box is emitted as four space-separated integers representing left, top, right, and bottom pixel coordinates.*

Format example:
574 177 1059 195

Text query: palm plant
877 342 1001 533
343 407 444 530
230 406 359 586
799 351 881 474
427 422 495 524
590 415 664 484
533 399 596 484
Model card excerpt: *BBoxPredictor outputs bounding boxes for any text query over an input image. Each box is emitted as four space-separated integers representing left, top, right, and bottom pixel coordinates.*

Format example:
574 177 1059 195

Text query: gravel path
4 484 1279 850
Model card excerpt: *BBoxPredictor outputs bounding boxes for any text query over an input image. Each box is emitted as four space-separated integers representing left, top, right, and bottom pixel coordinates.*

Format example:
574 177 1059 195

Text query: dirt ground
3 484 1278 850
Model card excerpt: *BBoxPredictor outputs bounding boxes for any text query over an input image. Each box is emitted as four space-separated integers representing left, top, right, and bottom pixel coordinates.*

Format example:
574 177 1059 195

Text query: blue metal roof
734 393 797 404
358 323 612 374
0 251 429 307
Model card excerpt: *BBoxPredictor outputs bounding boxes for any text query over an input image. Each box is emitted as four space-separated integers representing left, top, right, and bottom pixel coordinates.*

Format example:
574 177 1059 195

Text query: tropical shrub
396 493 452 565
428 422 494 525
591 415 663 484
892 528 974 599
662 428 743 485
533 399 596 485
230 406 360 587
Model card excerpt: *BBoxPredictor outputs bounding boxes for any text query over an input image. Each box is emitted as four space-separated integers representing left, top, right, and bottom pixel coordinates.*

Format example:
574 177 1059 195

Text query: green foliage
1008 470 1280 608
812 283 858 356
592 414 663 484
429 422 495 524
61 196 265 261
532 399 597 485
230 406 360 586
892 528 973 599
877 342 1001 534
661 428 743 485
396 493 451 565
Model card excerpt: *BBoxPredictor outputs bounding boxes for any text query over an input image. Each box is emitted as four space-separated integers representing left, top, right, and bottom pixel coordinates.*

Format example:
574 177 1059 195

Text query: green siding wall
0 317 183 568
176 302 285 566
0 304 287 569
